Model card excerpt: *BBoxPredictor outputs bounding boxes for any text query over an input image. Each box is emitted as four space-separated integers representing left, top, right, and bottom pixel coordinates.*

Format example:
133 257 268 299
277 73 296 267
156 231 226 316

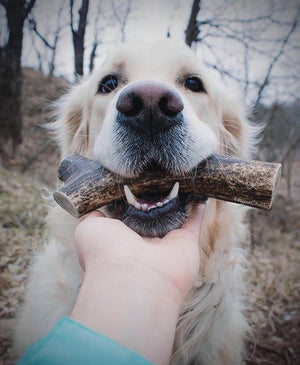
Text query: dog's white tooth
167 182 179 200
157 202 163 207
124 185 138 206
135 202 141 210
141 204 148 211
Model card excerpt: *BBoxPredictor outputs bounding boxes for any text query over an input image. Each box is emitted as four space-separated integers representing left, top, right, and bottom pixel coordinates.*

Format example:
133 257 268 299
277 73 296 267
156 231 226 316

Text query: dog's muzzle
105 81 206 237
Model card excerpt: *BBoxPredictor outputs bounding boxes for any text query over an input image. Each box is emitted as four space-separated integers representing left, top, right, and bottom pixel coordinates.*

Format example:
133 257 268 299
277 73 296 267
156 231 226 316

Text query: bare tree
183 0 300 107
183 0 300 248
88 1 130 73
0 0 36 159
70 0 89 78
28 4 66 76
253 11 299 109
89 1 103 73
112 0 132 43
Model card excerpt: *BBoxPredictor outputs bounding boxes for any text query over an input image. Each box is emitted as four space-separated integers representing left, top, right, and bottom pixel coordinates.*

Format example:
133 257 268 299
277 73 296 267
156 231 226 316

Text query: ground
0 69 299 364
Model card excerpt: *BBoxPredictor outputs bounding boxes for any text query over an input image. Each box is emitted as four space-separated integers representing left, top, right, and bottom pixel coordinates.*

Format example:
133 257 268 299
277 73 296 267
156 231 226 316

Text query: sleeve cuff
17 317 153 365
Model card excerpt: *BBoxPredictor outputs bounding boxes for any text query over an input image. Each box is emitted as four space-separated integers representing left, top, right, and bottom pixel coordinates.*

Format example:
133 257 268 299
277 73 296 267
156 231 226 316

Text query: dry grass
8 68 67 185
0 69 299 364
245 181 300 364
0 166 49 362
0 69 66 363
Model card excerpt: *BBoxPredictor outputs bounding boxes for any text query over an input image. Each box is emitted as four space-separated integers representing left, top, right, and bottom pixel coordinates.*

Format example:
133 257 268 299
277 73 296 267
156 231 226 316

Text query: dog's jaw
107 191 205 237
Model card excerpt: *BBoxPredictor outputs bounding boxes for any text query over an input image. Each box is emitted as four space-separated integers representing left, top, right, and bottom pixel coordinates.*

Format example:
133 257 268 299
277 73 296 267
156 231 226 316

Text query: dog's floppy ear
51 82 91 158
219 93 252 159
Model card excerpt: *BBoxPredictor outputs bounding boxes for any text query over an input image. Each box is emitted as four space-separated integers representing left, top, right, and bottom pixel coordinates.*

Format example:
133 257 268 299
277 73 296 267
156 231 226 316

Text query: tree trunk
0 0 36 158
0 10 24 156
73 33 84 77
70 0 89 78
185 0 201 47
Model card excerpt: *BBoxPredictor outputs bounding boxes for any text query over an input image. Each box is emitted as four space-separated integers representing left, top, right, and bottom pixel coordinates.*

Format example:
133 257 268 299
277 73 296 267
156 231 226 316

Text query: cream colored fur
14 40 253 364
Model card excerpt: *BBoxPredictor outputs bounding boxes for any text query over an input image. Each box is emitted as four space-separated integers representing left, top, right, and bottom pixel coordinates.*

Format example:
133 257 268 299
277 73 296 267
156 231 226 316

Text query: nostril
130 97 143 117
116 94 143 117
159 93 184 117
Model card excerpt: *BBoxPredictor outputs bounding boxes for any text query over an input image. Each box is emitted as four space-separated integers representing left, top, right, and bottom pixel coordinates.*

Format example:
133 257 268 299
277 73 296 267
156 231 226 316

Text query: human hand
72 204 205 365
74 204 205 300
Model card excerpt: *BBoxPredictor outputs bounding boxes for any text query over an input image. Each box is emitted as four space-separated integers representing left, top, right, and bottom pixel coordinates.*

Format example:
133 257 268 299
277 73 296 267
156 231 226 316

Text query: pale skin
71 204 205 365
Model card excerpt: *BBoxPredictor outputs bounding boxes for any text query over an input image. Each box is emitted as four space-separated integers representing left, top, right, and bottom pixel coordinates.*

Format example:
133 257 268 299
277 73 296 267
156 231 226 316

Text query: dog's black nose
116 81 184 135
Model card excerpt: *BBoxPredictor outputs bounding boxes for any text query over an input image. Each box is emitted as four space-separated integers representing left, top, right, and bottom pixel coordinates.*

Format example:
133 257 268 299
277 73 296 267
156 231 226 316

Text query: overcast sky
1 0 299 105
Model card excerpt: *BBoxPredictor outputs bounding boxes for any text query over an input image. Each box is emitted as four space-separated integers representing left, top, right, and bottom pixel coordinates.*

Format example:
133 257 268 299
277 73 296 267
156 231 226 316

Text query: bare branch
243 43 250 98
28 23 42 70
112 0 132 42
49 5 65 75
28 4 66 76
88 1 102 72
28 16 54 49
89 42 97 72
69 0 74 32
204 61 249 84
254 10 300 108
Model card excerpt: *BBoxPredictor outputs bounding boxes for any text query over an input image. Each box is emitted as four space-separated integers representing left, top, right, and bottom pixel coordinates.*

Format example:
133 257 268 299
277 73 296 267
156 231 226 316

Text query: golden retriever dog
14 40 253 364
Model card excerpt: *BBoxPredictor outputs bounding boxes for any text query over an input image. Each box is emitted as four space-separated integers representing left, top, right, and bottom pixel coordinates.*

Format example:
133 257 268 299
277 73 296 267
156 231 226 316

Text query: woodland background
0 0 299 364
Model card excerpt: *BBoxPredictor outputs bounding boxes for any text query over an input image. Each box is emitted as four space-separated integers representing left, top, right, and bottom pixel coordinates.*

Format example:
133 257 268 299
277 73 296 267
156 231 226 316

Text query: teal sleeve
17 317 153 365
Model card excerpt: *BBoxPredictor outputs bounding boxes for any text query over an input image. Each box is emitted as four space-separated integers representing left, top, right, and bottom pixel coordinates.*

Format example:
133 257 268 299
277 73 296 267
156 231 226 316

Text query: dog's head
54 40 250 237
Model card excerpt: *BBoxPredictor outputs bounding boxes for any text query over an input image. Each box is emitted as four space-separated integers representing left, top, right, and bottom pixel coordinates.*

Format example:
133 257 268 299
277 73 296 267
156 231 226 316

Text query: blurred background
0 0 299 363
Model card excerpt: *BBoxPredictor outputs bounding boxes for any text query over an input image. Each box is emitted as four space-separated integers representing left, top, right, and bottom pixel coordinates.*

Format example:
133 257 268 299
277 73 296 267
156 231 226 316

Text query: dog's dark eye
98 75 118 93
184 77 205 92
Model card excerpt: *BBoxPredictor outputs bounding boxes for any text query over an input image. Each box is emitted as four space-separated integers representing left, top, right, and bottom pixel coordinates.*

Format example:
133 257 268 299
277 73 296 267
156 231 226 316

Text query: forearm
71 264 183 365
71 206 204 364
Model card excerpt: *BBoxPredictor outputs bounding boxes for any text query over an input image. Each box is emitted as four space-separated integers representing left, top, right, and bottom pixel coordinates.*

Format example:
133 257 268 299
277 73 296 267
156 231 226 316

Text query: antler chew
53 154 282 218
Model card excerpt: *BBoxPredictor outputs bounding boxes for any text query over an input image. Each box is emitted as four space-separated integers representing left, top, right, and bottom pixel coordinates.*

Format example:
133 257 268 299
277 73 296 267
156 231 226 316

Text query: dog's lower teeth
123 183 180 212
